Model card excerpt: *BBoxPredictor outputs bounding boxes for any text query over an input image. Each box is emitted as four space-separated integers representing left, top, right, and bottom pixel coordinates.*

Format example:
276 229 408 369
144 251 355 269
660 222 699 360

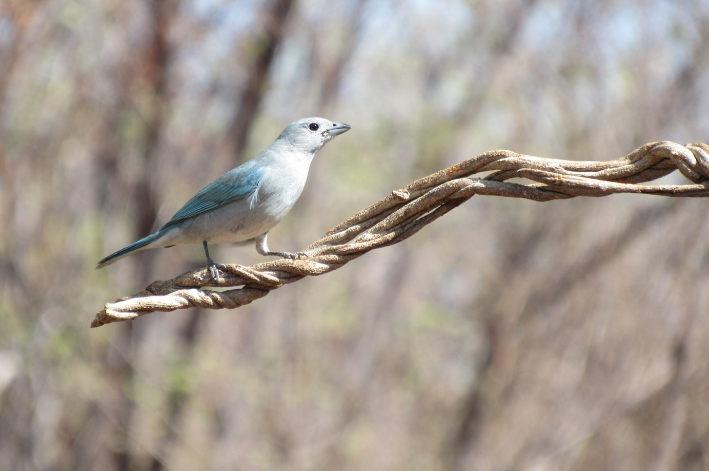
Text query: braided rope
91 141 709 328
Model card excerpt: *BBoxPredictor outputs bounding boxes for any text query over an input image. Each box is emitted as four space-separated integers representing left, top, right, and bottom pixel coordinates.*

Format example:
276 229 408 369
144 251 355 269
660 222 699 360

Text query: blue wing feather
161 164 263 229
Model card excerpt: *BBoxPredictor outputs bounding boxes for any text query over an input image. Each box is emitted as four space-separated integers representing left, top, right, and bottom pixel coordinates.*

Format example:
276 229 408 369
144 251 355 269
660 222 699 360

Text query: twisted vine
92 141 709 328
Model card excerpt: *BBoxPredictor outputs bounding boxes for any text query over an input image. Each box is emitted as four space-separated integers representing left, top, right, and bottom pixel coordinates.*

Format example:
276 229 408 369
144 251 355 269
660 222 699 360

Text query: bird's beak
324 123 351 136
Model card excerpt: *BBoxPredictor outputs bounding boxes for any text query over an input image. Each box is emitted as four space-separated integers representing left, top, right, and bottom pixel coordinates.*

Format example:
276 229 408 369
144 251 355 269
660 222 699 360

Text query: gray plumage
96 117 351 280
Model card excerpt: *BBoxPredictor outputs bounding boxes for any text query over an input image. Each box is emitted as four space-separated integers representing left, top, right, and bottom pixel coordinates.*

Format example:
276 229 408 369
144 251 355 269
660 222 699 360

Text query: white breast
170 156 312 245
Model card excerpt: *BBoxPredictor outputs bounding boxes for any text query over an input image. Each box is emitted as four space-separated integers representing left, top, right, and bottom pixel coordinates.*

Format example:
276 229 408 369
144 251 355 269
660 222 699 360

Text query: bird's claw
283 251 308 260
206 258 225 283
208 265 221 282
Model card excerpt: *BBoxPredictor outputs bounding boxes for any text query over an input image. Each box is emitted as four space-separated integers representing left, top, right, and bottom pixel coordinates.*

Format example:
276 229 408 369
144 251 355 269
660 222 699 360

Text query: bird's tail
96 231 165 269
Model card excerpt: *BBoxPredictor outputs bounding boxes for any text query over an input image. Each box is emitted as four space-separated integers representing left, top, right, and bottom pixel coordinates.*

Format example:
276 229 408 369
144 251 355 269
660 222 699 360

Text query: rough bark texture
92 141 709 327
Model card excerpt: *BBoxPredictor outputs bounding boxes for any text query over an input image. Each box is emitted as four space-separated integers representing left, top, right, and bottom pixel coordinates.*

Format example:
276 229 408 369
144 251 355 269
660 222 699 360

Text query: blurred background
1 0 709 470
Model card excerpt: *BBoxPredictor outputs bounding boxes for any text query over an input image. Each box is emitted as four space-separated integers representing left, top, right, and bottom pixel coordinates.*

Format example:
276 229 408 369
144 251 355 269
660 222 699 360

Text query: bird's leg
255 232 307 260
203 241 226 282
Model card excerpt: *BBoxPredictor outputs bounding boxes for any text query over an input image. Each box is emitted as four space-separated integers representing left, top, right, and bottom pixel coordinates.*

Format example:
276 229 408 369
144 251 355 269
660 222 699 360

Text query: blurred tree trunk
228 0 295 161
147 2 296 469
109 1 177 469
0 2 44 120
133 0 177 285
2 1 709 469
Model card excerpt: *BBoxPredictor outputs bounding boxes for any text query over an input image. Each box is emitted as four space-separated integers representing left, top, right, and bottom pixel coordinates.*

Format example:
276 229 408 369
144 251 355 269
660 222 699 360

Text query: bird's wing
161 164 263 229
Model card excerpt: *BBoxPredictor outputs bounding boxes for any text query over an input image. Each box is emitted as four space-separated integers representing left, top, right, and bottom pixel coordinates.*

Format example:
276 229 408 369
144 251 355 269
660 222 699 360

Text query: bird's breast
176 160 311 245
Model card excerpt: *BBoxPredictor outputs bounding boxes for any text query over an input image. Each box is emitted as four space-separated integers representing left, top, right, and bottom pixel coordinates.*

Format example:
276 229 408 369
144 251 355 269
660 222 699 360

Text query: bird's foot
283 251 308 260
206 257 226 282
267 251 308 260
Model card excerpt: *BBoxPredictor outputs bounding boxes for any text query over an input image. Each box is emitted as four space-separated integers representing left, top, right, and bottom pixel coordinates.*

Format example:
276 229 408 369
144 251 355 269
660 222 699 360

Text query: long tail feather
96 231 164 269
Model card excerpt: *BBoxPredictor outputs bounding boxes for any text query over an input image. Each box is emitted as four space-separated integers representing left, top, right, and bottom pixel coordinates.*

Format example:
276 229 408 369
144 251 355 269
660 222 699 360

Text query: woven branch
91 141 709 328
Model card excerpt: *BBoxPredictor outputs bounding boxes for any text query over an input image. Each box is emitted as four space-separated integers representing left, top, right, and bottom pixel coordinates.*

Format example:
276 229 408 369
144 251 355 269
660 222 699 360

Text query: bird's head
278 117 351 153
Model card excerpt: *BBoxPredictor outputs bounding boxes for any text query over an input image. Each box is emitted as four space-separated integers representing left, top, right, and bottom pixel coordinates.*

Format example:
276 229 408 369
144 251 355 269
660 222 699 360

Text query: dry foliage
3 1 709 470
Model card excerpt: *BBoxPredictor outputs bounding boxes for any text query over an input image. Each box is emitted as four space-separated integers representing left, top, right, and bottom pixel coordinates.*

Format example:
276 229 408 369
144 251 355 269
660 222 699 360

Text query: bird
96 117 351 281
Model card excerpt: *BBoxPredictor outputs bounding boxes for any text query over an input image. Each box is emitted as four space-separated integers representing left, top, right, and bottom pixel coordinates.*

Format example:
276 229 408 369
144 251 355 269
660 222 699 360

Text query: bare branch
91 141 709 328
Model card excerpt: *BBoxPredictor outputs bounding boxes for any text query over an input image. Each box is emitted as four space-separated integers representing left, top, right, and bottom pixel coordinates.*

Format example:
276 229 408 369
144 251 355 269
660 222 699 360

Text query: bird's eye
308 123 319 131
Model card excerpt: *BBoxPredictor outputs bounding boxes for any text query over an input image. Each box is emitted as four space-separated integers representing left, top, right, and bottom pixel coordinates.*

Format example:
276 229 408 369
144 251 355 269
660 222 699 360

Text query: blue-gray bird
96 117 351 281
